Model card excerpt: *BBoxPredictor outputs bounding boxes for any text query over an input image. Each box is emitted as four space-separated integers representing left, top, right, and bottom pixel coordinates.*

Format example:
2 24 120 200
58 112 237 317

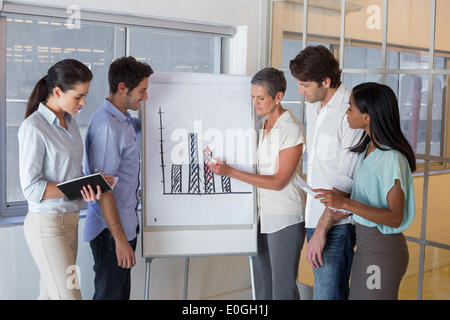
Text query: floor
399 264 450 300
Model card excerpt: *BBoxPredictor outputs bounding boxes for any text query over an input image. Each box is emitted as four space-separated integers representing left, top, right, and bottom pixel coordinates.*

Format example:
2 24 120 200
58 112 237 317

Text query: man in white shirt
289 45 363 299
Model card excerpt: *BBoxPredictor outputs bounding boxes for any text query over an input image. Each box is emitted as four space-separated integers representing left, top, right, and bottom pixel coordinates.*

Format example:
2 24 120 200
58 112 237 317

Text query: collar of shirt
102 98 131 122
315 84 346 114
363 143 392 160
37 103 73 128
262 109 293 131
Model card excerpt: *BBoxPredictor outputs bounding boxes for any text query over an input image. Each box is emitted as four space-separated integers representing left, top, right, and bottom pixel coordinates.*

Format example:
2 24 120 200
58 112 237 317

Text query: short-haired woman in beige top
208 67 306 300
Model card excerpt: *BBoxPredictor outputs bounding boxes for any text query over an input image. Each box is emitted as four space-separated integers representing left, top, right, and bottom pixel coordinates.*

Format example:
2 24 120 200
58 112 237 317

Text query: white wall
0 0 262 299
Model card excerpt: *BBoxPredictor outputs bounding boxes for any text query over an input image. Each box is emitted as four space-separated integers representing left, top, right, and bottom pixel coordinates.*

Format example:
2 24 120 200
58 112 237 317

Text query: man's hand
305 229 326 269
305 207 342 269
115 237 136 269
96 192 136 269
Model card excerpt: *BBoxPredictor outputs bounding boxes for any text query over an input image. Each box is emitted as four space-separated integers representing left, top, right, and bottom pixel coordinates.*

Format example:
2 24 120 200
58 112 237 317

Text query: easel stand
144 255 256 300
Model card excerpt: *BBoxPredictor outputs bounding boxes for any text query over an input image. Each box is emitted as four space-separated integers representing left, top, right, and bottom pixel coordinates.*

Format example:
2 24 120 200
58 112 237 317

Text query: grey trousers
349 223 409 300
253 222 305 300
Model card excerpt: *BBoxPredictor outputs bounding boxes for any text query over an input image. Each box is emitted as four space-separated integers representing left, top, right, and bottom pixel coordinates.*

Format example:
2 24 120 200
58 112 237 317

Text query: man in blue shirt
84 56 153 300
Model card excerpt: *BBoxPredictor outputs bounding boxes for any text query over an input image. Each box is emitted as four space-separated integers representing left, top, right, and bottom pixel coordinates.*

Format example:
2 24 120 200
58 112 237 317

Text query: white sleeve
18 121 47 202
331 113 363 194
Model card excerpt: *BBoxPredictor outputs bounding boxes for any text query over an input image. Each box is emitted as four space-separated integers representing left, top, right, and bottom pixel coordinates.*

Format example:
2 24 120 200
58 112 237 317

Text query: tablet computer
57 173 112 200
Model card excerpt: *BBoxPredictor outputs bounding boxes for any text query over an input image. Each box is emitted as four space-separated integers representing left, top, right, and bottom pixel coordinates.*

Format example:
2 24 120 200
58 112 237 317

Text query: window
271 1 450 172
5 15 125 205
0 5 227 218
128 27 221 74
343 45 448 161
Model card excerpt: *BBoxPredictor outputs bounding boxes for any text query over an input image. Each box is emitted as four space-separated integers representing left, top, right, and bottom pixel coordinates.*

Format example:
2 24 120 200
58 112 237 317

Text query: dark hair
25 59 93 118
289 45 341 88
108 56 154 94
350 82 416 172
251 67 286 99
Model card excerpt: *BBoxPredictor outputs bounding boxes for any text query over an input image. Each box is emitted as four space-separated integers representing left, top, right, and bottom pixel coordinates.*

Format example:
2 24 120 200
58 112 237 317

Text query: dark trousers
89 228 137 300
253 222 305 300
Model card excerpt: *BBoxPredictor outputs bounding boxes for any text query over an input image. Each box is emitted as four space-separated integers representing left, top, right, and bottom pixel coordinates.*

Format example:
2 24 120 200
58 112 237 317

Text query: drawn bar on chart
203 146 215 194
188 133 201 194
221 176 231 193
158 107 166 194
171 165 182 193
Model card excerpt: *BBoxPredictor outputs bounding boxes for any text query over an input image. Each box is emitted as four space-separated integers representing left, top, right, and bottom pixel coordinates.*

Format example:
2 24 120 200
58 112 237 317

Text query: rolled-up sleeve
18 121 47 202
332 113 363 194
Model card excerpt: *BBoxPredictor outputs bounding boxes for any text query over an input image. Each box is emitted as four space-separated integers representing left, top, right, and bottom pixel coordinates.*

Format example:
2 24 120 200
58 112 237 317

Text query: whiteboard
142 72 257 257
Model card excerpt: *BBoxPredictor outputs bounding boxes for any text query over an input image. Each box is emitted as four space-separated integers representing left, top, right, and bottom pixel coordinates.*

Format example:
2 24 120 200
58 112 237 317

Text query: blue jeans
90 228 137 300
305 224 356 300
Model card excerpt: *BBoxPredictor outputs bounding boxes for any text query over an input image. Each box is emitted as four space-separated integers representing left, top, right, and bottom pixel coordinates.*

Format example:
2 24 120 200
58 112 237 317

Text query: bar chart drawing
157 107 250 196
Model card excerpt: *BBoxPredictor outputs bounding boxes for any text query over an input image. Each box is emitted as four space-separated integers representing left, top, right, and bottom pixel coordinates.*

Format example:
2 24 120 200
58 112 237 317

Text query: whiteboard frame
141 72 258 258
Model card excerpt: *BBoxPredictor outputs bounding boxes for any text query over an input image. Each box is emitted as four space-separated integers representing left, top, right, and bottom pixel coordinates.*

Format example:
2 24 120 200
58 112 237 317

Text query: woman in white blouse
208 67 306 300
18 59 112 300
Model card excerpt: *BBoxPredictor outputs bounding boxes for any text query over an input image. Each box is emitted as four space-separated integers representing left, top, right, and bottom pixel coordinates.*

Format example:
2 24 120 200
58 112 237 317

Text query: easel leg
249 255 256 300
144 257 153 300
184 257 189 300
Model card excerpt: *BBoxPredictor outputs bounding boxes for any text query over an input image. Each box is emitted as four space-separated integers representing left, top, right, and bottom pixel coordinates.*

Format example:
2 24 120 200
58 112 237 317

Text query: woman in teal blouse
315 82 416 300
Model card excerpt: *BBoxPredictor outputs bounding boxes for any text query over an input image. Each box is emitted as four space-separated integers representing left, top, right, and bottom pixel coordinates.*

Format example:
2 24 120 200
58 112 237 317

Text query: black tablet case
57 173 111 200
